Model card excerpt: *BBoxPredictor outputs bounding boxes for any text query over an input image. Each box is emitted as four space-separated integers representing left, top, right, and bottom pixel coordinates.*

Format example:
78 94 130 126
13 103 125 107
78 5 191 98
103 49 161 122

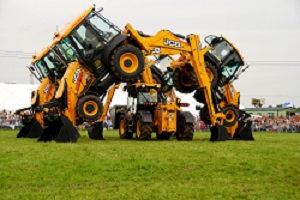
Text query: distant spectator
200 121 205 132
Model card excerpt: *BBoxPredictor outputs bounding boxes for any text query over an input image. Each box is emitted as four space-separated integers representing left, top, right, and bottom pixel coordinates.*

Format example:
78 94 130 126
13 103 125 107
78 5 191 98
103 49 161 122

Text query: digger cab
204 35 247 86
137 85 159 109
52 6 121 74
127 83 159 116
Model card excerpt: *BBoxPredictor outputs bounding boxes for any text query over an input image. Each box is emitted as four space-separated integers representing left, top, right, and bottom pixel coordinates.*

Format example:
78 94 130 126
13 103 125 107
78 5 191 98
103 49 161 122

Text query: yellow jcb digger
192 35 253 140
119 82 194 141
118 55 194 141
35 7 122 142
33 5 252 142
15 44 67 138
101 24 253 141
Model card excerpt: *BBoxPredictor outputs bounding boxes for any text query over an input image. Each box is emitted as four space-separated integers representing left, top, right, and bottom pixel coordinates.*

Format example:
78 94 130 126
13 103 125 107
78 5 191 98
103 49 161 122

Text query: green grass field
0 130 299 200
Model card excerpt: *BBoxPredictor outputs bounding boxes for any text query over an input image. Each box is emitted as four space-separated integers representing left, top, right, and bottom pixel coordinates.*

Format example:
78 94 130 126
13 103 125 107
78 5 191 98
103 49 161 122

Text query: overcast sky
0 0 300 108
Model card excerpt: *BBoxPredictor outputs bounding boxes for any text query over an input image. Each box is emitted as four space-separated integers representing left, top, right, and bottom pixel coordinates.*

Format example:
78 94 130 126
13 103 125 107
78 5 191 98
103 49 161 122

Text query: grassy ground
0 130 299 200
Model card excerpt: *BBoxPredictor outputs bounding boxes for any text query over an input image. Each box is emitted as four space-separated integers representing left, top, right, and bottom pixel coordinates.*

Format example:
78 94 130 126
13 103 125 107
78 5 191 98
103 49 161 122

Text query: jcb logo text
163 39 181 48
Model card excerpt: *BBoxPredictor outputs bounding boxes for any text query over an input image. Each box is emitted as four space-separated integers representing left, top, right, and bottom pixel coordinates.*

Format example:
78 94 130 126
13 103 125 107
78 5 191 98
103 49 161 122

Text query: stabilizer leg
26 119 43 138
210 125 229 141
17 122 33 138
55 116 80 143
235 121 254 140
17 118 43 138
88 122 105 140
37 120 62 142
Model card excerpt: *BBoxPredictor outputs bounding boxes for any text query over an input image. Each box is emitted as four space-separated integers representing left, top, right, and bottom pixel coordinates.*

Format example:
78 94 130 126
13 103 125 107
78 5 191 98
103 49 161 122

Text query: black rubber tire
136 116 152 141
156 131 170 140
222 105 238 127
205 61 218 88
200 105 212 125
77 95 103 122
193 89 205 104
173 67 195 93
119 115 133 139
176 114 194 141
109 44 144 82
189 68 199 89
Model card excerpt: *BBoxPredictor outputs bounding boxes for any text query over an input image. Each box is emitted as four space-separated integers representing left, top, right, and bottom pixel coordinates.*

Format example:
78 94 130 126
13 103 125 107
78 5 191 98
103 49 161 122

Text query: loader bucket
235 120 254 140
88 122 105 140
210 125 229 141
17 118 43 138
37 116 80 143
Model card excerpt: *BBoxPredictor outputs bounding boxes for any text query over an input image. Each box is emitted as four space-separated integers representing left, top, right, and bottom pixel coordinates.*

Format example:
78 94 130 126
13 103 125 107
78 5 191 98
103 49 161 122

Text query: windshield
69 12 120 52
29 64 43 81
209 40 233 61
206 36 244 84
35 60 49 78
138 90 158 104
35 51 66 79
87 12 120 42
56 37 78 62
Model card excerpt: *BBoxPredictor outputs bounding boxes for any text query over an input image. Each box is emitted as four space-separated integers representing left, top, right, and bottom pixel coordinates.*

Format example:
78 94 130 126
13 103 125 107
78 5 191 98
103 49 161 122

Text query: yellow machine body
154 102 178 134
54 62 96 126
122 24 224 125
32 78 56 127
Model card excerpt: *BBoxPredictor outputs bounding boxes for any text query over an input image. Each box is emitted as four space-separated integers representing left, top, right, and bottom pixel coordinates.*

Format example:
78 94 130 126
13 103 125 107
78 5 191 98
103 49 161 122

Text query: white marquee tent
0 82 200 114
0 83 38 111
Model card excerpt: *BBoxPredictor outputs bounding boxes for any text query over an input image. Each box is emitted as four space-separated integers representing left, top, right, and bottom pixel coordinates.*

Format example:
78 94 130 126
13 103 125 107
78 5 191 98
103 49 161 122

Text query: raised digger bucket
235 120 254 140
88 121 105 140
210 125 229 141
37 115 80 143
17 118 43 138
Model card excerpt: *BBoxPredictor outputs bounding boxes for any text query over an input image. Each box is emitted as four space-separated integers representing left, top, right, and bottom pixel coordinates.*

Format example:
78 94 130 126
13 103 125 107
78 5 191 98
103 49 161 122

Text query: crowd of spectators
0 109 116 130
2 108 300 133
193 114 300 133
251 115 300 133
0 109 22 129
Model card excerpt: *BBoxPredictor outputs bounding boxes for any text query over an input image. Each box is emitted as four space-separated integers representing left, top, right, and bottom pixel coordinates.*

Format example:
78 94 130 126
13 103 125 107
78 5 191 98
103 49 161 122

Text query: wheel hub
86 104 95 113
124 59 132 67
226 112 234 121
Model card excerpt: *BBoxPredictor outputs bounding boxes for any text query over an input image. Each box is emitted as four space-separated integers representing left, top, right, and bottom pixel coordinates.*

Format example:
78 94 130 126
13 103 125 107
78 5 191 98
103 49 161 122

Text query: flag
282 101 293 108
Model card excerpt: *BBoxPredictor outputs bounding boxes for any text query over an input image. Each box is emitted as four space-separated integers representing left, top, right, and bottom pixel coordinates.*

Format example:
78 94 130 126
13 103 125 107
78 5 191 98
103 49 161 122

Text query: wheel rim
120 119 125 135
225 109 236 123
180 72 192 87
136 120 141 138
120 53 139 73
83 101 98 116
